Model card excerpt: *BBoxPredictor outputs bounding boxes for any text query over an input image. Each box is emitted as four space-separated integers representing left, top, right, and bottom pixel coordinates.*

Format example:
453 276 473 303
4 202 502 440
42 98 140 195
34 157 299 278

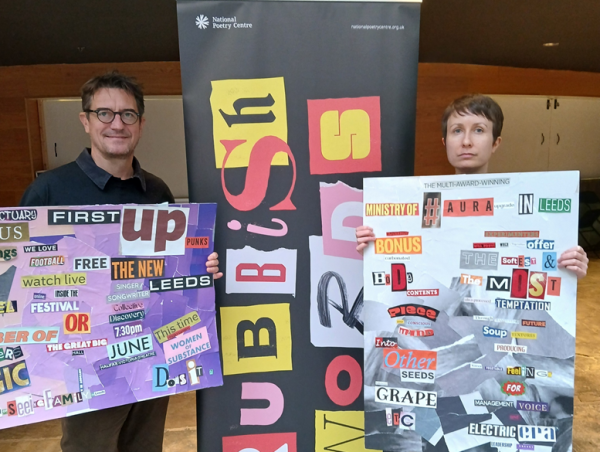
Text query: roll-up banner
176 1 421 450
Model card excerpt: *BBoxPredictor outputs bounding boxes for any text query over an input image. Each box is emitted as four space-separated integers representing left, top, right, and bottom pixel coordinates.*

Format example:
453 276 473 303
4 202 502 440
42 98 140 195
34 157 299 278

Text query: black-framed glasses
85 108 141 125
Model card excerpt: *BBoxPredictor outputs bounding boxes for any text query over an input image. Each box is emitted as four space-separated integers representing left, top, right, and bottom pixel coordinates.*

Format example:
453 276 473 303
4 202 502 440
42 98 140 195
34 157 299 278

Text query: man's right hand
356 225 376 255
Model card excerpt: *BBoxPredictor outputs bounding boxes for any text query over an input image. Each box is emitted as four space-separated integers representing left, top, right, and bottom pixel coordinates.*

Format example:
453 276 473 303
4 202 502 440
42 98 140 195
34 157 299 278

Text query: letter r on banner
240 382 284 425
307 97 381 174
319 181 363 260
222 432 297 452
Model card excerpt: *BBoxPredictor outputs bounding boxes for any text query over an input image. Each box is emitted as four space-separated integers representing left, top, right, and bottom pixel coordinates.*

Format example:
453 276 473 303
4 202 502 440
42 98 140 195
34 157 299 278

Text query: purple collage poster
0 203 222 428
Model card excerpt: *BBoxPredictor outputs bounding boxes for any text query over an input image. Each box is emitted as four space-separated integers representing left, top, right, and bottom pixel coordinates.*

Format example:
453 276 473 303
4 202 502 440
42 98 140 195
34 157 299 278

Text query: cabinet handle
54 143 57 157
547 99 551 109
554 99 560 109
541 133 545 145
556 133 560 144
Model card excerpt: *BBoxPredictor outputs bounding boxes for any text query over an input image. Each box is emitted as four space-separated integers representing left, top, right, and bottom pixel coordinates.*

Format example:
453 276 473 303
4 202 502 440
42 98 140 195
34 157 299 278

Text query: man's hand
205 252 223 280
557 246 588 279
356 225 376 255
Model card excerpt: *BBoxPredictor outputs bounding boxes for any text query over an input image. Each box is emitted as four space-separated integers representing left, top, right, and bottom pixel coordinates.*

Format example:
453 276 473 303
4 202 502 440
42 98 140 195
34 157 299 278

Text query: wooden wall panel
2 62 600 207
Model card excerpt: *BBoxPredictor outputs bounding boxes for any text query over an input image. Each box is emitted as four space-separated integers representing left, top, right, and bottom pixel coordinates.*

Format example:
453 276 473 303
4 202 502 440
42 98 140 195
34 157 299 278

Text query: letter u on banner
240 382 284 425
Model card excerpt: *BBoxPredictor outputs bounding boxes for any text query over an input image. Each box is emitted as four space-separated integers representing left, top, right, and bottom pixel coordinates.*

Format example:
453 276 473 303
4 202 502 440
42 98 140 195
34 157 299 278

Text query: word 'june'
149 275 213 292
48 210 120 225
107 334 153 361
111 258 165 280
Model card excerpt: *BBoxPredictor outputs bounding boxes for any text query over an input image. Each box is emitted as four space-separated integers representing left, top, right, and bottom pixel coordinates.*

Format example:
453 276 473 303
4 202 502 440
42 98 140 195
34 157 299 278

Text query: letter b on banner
220 304 292 375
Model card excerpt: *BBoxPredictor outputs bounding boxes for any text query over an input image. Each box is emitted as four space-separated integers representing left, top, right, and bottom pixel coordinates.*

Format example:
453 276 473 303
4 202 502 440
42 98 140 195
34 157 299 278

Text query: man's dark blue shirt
20 149 174 207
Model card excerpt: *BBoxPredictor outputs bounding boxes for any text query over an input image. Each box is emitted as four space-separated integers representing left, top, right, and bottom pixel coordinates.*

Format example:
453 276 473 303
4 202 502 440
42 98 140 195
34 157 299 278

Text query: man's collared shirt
20 148 174 207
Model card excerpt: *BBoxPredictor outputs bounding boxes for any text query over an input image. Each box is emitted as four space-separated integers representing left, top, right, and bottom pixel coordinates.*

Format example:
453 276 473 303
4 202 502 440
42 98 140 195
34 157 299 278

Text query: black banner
177 1 420 450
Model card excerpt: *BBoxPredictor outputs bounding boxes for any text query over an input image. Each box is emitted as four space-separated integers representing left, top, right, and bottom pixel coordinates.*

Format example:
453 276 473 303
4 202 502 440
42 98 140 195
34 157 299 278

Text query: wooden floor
1 260 599 451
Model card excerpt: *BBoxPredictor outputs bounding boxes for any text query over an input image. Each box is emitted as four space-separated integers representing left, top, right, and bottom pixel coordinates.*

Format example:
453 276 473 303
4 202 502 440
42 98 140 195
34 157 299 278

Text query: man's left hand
557 246 588 279
206 252 223 280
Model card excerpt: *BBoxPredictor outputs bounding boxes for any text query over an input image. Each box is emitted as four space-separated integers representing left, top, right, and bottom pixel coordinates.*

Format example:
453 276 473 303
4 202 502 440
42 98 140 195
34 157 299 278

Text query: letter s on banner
307 96 381 175
220 137 297 212
325 355 362 406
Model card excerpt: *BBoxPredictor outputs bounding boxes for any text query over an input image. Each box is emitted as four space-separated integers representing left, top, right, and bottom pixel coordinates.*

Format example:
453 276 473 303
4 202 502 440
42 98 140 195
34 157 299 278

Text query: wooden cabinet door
42 99 88 170
486 95 552 173
549 97 600 178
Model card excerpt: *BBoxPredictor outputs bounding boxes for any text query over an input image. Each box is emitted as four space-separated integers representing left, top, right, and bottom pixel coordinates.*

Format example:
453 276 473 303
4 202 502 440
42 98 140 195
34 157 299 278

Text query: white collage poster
363 172 578 452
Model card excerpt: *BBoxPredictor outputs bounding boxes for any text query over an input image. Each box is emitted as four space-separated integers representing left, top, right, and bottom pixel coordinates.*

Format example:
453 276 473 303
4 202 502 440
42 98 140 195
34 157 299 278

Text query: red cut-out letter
122 208 154 242
221 137 297 212
236 263 286 282
325 355 362 406
511 268 529 299
391 264 407 291
155 209 187 252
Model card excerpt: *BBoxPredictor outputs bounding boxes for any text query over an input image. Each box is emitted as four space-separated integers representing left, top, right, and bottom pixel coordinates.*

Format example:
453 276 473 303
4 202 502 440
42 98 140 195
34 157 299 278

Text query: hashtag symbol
423 198 440 226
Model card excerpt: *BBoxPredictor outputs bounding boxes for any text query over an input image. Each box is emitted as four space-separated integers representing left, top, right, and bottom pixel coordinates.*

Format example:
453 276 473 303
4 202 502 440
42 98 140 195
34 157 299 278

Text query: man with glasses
20 71 221 452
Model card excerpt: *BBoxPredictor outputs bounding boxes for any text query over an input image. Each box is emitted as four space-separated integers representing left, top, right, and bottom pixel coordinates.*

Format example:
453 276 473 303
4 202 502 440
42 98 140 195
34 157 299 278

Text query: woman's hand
557 246 588 279
205 252 223 280
356 225 376 255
